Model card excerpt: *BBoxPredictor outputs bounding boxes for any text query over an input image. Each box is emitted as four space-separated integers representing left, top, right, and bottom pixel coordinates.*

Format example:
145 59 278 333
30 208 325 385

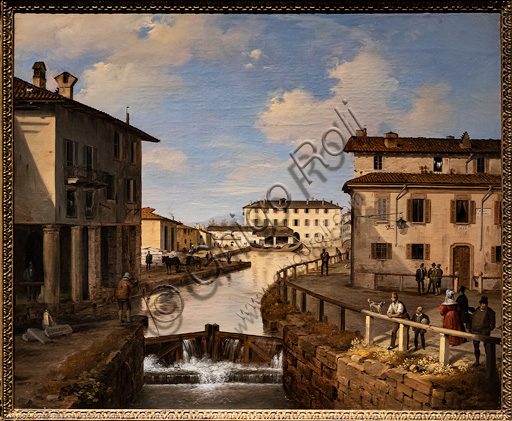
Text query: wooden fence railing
274 259 501 377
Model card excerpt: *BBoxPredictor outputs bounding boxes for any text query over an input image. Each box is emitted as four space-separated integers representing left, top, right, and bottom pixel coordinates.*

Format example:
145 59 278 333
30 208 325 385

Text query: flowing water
133 251 304 409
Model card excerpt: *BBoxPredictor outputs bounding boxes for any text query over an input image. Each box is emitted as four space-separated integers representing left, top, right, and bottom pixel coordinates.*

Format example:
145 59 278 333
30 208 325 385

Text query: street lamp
396 217 407 229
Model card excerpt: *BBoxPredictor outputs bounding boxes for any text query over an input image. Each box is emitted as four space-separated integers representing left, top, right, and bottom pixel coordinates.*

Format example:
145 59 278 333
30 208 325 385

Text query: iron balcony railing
64 165 110 186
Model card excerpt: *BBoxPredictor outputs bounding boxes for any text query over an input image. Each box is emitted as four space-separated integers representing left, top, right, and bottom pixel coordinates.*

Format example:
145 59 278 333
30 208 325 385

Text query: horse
162 256 180 274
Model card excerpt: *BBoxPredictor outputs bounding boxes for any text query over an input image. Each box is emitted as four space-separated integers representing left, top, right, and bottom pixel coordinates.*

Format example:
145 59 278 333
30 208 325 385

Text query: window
305 219 310 226
85 191 94 218
130 141 137 164
374 155 383 170
305 234 310 238
412 199 424 223
371 243 391 260
411 244 424 260
255 209 259 214
263 209 268 214
315 209 319 214
293 219 299 226
283 209 288 214
315 219 319 226
84 146 96 170
125 179 136 202
283 219 288 226
476 157 485 173
253 219 258 225
495 246 502 263
106 175 115 200
294 209 299 214
66 190 77 217
114 132 121 159
324 219 329 226
65 140 77 167
305 209 309 213
433 157 443 172
273 209 278 213
456 200 469 223
324 209 328 214
376 197 389 221
273 219 278 225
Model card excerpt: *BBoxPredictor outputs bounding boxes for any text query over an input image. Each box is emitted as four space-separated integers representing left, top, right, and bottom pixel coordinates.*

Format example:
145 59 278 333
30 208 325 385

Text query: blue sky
14 14 500 224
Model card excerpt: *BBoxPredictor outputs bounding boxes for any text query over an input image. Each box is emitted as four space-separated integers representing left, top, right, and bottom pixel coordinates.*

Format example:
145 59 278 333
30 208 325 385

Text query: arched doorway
293 232 300 242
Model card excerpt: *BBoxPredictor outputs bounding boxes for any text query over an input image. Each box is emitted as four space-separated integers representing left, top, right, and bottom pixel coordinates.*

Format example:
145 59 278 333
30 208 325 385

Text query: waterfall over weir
145 338 283 385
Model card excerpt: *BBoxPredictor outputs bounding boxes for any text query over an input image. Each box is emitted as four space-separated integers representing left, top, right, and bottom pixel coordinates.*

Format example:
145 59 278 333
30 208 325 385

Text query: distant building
342 131 501 290
207 225 257 248
243 199 343 247
176 224 199 252
340 211 351 255
196 226 214 249
14 62 159 310
141 207 178 251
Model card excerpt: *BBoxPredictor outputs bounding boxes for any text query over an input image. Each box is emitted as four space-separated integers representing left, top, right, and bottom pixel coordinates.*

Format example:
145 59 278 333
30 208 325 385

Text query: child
412 306 430 350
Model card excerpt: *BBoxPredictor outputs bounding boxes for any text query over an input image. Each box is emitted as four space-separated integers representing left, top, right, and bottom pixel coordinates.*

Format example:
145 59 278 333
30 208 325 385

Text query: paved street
290 259 502 367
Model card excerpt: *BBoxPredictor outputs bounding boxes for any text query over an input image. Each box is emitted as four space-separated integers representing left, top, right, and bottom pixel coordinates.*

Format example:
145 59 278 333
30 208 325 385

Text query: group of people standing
415 262 444 296
386 289 496 366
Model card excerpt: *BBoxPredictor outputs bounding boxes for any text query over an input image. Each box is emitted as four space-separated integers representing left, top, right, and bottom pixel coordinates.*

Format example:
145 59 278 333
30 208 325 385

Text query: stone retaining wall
278 318 481 410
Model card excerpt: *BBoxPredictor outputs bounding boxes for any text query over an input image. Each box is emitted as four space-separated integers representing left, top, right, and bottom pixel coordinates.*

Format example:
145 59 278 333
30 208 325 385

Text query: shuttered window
451 200 476 224
371 243 392 260
492 246 502 263
495 200 502 225
406 243 430 260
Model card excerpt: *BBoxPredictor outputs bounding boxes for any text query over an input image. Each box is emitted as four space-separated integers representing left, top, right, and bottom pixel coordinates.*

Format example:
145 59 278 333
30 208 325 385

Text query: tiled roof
342 172 501 192
141 207 177 223
207 225 254 232
343 136 500 154
14 77 159 143
244 200 341 209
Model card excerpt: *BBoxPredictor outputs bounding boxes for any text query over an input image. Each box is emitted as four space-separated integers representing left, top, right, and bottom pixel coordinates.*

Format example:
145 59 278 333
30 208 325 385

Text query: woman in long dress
439 289 464 346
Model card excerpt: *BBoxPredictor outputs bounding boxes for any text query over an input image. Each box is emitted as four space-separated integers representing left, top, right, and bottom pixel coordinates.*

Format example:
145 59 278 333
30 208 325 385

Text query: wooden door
453 246 471 287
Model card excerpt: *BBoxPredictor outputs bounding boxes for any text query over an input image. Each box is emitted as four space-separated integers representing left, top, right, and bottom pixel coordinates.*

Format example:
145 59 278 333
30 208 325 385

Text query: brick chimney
54 71 78 100
32 62 47 89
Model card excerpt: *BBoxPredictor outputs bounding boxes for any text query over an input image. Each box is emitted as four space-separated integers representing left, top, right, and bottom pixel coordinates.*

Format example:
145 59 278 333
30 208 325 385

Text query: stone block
316 345 329 359
384 368 408 383
397 382 413 397
404 373 433 395
338 375 349 388
360 389 372 403
430 397 445 409
348 388 363 404
388 386 404 402
326 350 341 366
413 390 430 404
373 379 388 395
286 354 297 367
297 361 311 378
350 354 364 363
363 360 388 378
319 393 335 409
431 387 445 400
338 383 349 395
384 394 403 410
318 353 337 370
343 394 361 409
322 365 335 380
337 362 349 378
386 378 397 390
298 336 321 354
403 395 423 410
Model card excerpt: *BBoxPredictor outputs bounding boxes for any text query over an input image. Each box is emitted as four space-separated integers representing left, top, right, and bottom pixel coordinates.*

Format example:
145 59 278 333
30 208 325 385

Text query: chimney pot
384 132 398 139
54 71 78 100
32 62 47 89
356 128 367 138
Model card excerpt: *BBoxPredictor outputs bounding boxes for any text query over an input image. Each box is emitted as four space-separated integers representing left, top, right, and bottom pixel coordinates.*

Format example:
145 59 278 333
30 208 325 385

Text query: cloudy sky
14 14 500 225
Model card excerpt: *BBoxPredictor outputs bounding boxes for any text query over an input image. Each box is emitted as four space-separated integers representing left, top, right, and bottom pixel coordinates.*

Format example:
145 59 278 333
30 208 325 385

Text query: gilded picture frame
1 0 511 419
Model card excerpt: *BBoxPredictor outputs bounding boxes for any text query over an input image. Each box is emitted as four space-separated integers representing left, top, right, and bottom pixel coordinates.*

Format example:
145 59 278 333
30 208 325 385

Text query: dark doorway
453 245 471 287
25 230 44 283
82 227 89 300
293 232 300 242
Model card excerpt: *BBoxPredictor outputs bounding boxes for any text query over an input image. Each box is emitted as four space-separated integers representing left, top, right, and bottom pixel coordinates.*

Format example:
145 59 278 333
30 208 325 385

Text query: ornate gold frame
1 1 510 419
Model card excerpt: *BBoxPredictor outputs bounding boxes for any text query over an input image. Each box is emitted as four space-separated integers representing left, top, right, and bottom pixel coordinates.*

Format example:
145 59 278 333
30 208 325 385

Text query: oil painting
2 2 510 419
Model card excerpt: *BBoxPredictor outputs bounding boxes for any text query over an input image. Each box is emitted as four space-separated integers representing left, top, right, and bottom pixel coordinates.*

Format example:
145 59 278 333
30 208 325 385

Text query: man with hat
433 263 444 296
116 272 138 323
470 296 496 366
426 263 436 295
412 306 430 350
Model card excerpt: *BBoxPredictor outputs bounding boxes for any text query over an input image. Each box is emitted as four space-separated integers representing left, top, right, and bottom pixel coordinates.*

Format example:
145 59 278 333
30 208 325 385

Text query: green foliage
60 369 113 408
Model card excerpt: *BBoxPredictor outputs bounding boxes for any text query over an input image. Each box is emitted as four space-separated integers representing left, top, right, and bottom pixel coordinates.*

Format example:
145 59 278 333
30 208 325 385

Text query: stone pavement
289 259 502 368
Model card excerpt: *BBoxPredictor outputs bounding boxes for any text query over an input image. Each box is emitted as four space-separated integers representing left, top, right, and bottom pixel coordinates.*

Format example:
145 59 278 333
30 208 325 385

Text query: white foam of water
270 351 283 369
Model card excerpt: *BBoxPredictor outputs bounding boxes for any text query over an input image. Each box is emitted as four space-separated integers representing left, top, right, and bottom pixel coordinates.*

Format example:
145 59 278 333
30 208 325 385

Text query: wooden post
478 274 484 294
453 276 459 293
301 292 307 312
291 287 297 308
439 333 450 365
293 266 297 281
338 307 346 331
316 299 324 322
399 275 404 292
279 281 285 298
315 261 319 270
243 337 250 363
206 323 219 359
305 264 309 274
283 284 288 303
365 315 373 344
398 323 407 352
486 342 497 383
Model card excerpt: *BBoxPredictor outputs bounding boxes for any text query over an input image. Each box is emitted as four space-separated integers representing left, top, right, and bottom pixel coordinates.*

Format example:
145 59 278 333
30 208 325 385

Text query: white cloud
255 50 456 143
143 146 188 172
244 63 254 69
249 49 262 60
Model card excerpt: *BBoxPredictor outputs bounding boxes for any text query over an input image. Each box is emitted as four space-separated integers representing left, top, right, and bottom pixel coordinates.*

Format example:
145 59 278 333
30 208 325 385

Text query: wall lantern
396 217 407 229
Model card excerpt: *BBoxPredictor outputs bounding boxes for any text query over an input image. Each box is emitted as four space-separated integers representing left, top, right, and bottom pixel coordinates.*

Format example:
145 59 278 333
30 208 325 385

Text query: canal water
133 250 309 409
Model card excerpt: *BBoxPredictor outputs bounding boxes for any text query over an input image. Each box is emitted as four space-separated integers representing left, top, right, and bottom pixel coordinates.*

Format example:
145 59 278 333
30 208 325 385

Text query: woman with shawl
439 289 464 346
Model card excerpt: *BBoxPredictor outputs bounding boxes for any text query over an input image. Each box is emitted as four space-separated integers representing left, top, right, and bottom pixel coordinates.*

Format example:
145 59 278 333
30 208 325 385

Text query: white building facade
343 131 501 291
243 199 343 247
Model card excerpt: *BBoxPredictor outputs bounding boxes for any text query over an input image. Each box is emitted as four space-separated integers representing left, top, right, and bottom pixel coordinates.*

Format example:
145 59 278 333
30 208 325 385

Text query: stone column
88 226 101 300
115 225 123 282
70 226 82 302
43 225 60 312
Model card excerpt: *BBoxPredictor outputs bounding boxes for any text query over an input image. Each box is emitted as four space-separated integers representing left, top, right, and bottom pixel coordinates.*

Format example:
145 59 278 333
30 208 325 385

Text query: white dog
368 298 385 314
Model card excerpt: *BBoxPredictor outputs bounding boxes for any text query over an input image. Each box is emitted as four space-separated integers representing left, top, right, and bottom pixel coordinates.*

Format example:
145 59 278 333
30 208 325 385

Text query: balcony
64 165 110 187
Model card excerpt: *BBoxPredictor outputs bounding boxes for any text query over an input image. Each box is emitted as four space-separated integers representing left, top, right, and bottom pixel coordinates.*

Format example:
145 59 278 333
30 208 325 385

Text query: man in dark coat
470 296 496 366
412 306 430 350
415 263 426 295
320 249 330 276
456 285 470 332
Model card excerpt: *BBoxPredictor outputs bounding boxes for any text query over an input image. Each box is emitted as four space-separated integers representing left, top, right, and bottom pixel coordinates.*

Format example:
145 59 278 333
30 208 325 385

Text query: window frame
373 155 383 170
433 157 443 172
66 190 77 218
